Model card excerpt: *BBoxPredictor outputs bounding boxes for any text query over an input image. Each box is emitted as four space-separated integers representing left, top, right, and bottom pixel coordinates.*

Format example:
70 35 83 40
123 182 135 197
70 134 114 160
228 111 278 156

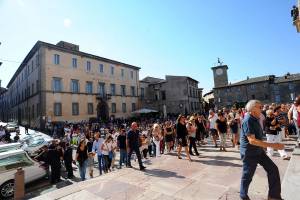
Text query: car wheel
0 180 14 199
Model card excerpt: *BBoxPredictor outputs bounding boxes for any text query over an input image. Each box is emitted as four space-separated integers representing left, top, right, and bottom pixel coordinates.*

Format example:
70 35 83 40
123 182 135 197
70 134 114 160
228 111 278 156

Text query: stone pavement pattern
31 138 296 200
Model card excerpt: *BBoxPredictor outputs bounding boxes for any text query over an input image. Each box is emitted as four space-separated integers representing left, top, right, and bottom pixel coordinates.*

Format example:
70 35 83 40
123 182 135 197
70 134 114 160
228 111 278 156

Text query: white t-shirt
289 104 299 121
209 114 218 129
102 141 117 155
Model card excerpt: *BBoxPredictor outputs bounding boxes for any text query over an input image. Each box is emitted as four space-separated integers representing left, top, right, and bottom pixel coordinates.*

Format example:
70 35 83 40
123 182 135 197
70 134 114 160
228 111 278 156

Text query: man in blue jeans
240 100 284 200
92 132 106 175
117 129 127 168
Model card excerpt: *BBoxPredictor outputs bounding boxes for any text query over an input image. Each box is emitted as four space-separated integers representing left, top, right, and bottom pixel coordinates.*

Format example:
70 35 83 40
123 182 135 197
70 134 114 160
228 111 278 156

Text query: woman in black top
216 112 228 151
164 121 174 153
76 139 88 181
176 115 192 161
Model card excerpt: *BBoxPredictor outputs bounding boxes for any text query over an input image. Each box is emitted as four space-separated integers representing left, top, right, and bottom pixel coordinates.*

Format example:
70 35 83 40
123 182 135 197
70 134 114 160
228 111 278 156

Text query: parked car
5 122 19 133
0 149 47 199
0 143 21 153
21 135 53 157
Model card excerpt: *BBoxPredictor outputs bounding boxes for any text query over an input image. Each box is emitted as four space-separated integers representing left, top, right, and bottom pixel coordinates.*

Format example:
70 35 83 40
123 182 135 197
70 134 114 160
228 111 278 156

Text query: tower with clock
211 61 229 88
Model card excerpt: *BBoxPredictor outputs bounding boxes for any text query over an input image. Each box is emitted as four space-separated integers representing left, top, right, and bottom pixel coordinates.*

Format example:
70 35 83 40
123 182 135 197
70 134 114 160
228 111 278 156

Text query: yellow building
1 41 140 128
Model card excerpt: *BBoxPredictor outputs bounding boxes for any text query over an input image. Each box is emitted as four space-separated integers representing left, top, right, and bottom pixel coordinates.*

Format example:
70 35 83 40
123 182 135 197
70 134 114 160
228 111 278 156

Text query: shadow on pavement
193 159 242 167
144 168 185 179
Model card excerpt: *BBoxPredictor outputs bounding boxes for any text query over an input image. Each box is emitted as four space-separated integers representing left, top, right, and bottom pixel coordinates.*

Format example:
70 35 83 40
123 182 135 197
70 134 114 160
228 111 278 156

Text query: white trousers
266 134 287 157
153 139 160 157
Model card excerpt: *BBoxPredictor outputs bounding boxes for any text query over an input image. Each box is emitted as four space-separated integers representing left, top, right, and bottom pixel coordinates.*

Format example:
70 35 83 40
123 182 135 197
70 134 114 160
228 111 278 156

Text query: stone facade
0 41 140 129
139 76 203 116
212 65 300 108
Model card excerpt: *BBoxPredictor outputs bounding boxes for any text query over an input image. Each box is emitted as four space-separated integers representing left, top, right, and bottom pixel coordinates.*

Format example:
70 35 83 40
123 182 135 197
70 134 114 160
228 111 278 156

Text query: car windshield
0 153 33 172
27 137 45 147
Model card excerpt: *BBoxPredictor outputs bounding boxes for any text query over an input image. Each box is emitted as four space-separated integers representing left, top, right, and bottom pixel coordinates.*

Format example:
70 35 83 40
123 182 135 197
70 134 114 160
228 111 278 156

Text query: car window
0 153 33 172
28 138 45 147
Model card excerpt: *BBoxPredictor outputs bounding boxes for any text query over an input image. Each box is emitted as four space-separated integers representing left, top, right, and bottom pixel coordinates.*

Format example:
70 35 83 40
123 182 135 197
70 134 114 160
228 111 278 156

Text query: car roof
0 149 26 159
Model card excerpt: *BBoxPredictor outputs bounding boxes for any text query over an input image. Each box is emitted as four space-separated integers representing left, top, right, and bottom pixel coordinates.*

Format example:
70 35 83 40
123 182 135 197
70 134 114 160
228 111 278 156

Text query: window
72 103 79 115
71 79 79 93
99 64 104 73
32 83 34 94
251 94 255 99
52 77 62 92
0 153 33 172
141 88 145 99
54 54 60 65
86 81 93 94
54 103 62 116
122 103 126 113
130 71 134 79
131 86 135 96
121 85 126 96
111 103 116 113
37 103 40 117
98 82 106 98
72 58 77 68
132 103 136 112
110 65 114 75
250 85 255 90
87 103 93 115
121 69 125 78
289 83 295 90
275 95 281 103
161 91 166 100
36 80 39 92
32 104 34 118
86 61 91 72
110 84 116 95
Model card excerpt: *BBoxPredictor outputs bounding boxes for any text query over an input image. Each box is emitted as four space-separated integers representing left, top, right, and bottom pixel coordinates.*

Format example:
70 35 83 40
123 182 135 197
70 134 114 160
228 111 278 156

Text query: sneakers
140 166 146 171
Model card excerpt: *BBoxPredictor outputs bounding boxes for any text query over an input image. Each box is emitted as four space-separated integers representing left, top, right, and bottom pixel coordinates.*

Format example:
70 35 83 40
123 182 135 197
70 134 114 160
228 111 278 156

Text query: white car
0 143 21 153
21 135 53 157
0 149 46 199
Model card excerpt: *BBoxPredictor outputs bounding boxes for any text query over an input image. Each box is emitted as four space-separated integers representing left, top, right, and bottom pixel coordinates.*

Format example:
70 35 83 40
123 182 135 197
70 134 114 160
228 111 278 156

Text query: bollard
14 167 25 200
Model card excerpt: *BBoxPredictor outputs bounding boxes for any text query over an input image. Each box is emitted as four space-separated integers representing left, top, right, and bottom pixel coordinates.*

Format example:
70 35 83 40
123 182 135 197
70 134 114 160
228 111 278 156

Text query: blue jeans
78 159 88 181
240 152 281 199
97 154 106 175
119 149 127 166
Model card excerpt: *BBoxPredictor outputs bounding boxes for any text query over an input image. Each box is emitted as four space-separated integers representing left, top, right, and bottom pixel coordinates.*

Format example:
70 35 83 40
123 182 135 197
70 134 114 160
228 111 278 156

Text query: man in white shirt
92 132 106 174
208 110 219 147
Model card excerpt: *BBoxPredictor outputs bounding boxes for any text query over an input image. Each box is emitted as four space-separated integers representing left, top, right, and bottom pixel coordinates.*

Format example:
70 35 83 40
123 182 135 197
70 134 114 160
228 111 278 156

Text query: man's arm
247 134 284 150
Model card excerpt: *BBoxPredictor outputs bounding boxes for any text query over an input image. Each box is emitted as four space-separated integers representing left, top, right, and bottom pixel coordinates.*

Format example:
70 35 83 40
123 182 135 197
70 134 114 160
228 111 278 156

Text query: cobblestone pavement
27 137 297 200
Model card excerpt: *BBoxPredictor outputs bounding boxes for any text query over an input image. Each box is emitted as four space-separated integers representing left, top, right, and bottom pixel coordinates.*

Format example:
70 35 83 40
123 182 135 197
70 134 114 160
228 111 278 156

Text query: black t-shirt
117 134 127 149
76 146 88 165
265 117 279 135
87 141 93 153
216 119 227 133
127 130 140 148
176 122 187 139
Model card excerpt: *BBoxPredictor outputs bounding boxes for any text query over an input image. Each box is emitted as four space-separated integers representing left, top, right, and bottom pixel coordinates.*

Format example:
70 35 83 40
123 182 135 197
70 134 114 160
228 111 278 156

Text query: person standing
240 100 284 200
87 137 94 178
187 117 199 156
117 129 127 168
176 115 192 161
164 121 174 152
208 110 219 147
92 132 106 175
152 123 162 157
64 142 74 179
216 112 228 152
126 122 146 170
47 142 61 184
288 96 300 145
101 135 114 172
76 139 88 181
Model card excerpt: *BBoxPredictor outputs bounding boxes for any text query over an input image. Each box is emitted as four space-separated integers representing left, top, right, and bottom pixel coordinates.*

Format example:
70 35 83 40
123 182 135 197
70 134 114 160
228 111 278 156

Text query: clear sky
0 0 299 93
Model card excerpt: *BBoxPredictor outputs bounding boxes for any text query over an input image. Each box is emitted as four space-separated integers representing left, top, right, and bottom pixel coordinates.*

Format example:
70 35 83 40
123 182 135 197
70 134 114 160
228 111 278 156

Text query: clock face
216 68 223 75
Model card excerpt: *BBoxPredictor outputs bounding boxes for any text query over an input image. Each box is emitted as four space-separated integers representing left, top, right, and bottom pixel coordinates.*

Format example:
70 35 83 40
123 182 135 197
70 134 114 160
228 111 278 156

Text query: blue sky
0 0 299 93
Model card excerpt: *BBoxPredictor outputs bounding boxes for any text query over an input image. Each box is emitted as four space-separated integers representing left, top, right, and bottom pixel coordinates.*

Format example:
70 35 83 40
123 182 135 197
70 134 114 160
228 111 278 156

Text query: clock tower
211 64 228 88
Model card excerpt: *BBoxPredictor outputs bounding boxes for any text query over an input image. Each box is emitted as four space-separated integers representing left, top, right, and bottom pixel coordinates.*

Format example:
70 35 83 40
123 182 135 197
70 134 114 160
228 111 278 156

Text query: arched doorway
97 98 109 122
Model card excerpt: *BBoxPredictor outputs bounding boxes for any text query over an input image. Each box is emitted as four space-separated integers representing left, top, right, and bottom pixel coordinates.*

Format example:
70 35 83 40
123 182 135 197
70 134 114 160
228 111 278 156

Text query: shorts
210 129 218 136
177 137 188 147
165 134 173 142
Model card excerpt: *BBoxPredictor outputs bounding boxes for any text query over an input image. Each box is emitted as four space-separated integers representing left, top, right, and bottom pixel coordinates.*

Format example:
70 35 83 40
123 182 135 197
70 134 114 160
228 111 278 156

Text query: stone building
139 76 203 116
212 64 300 108
0 41 140 129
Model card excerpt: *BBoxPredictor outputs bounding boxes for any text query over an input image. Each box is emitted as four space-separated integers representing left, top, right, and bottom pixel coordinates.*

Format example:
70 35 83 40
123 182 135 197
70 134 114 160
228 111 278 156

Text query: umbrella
132 108 158 114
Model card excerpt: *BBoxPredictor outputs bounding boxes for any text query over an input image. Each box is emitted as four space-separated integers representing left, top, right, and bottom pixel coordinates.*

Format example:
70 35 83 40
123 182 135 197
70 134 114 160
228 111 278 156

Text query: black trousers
189 137 199 155
64 161 73 178
127 146 143 168
50 164 61 183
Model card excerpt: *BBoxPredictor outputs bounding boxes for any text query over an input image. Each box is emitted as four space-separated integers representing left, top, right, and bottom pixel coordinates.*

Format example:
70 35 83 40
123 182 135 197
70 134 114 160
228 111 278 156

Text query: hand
273 143 284 150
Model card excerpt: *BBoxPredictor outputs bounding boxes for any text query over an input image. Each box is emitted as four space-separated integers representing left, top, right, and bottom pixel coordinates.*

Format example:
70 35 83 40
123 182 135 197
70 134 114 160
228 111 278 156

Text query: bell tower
211 59 229 88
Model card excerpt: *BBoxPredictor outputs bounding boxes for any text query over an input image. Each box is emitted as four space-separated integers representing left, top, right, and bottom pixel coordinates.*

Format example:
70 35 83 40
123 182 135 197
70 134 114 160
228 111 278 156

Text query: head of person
245 100 262 118
177 114 186 124
274 106 281 116
79 139 86 147
295 95 300 106
94 132 100 140
105 134 113 142
189 116 196 124
266 109 274 118
153 123 161 131
131 122 138 131
209 110 215 116
217 111 225 120
121 129 126 135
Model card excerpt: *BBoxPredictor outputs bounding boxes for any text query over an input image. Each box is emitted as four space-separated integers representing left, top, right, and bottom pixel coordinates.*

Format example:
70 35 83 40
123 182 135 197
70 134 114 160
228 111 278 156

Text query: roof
203 91 214 97
166 75 199 83
7 40 140 87
214 73 300 89
140 76 165 83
